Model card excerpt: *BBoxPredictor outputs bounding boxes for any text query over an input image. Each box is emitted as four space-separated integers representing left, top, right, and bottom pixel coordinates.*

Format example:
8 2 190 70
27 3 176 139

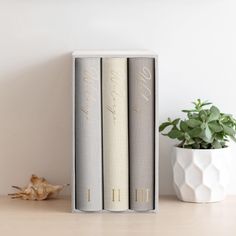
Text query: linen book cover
75 58 103 211
102 58 129 211
129 57 155 211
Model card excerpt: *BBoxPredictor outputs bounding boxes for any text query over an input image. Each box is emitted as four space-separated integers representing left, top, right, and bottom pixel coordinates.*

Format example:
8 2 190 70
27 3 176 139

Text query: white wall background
0 0 236 195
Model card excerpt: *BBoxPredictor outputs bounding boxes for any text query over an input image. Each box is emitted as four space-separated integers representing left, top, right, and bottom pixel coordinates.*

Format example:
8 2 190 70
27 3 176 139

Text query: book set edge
72 51 158 213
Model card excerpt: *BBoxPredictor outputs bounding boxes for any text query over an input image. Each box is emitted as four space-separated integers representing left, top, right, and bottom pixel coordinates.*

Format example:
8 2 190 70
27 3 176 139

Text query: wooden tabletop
0 196 235 236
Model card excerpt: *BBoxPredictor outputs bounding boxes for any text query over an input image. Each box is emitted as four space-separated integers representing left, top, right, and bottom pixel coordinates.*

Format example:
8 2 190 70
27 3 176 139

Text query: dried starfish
8 174 69 200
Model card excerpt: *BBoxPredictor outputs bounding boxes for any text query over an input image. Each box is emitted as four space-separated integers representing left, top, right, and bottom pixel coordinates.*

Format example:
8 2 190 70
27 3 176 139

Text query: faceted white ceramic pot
172 147 230 203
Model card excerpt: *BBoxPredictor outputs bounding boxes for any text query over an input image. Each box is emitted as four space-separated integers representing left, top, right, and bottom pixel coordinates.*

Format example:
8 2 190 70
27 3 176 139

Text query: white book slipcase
72 50 159 213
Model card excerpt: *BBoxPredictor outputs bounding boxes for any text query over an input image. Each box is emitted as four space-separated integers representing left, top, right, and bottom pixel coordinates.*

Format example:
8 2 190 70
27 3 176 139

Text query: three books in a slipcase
73 51 158 212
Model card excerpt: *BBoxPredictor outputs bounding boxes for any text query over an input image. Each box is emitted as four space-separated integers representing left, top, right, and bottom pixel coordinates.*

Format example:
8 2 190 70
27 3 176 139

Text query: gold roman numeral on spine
111 189 121 202
146 189 150 202
112 189 115 202
118 189 120 202
135 189 150 202
87 189 91 202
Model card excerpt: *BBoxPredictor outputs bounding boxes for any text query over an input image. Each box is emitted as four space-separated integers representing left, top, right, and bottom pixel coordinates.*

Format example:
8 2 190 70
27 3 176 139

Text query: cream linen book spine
102 58 129 211
75 58 102 211
129 57 155 211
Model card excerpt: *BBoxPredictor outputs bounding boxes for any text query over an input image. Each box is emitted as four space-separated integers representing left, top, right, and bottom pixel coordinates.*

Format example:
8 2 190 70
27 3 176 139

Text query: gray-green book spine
75 58 102 211
129 57 155 211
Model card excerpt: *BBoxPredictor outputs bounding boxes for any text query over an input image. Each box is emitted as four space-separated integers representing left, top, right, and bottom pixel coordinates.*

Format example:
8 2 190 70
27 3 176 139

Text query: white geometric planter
172 147 230 203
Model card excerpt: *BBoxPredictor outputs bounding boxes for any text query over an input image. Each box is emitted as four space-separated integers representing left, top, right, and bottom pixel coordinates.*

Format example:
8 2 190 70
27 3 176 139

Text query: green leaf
172 118 180 126
186 119 202 128
184 132 191 141
211 105 220 114
192 143 200 149
199 110 207 122
200 123 206 129
187 113 199 119
208 122 223 133
229 135 236 142
194 138 202 144
205 125 212 141
212 140 222 149
201 101 212 107
199 125 213 143
201 142 209 149
220 116 230 123
159 122 172 132
182 109 196 113
222 124 236 136
215 133 224 140
208 106 220 122
184 139 195 145
180 121 188 132
167 130 184 139
188 127 202 138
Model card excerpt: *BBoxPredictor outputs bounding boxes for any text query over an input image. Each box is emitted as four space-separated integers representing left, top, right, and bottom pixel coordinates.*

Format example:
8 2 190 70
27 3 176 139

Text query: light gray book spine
75 58 102 211
129 57 155 211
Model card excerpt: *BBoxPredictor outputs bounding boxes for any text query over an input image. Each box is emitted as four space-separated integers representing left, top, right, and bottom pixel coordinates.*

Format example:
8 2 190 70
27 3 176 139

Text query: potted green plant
159 99 236 202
